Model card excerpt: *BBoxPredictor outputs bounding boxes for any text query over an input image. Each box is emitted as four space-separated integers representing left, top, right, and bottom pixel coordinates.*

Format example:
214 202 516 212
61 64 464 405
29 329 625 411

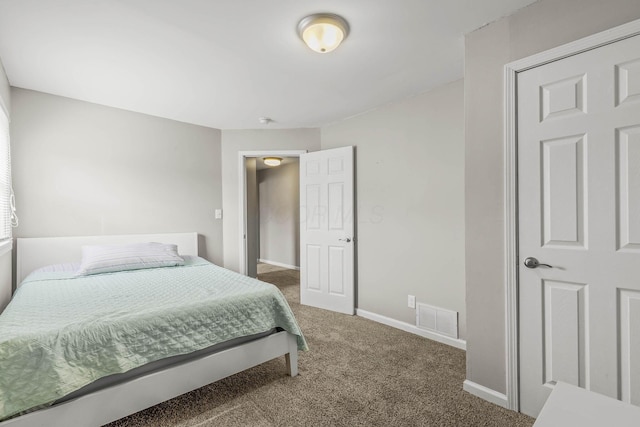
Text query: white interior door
518 34 640 417
300 146 354 315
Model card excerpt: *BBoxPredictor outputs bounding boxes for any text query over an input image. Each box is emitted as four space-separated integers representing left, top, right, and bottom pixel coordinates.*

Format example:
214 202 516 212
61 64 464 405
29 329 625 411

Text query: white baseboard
258 259 300 271
463 380 509 409
356 309 466 350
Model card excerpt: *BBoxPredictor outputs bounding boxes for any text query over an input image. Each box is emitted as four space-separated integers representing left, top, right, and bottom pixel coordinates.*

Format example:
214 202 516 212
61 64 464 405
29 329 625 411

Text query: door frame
238 150 307 276
503 18 640 412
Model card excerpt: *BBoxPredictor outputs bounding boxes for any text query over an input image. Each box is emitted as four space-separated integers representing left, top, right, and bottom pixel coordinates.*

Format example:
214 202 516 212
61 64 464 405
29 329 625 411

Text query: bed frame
2 233 299 427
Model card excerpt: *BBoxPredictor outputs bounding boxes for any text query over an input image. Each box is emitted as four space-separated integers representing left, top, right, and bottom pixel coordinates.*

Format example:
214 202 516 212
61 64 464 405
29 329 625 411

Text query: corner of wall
0 58 10 116
0 246 11 312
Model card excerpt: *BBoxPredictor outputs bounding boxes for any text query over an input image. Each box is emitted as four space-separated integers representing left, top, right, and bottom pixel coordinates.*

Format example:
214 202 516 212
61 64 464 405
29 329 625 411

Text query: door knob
339 237 352 243
524 257 552 269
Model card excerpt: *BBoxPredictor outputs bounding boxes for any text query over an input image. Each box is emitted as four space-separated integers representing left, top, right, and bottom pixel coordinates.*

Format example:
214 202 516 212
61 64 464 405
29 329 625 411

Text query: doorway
239 146 357 316
254 157 300 278
238 151 306 277
253 157 302 304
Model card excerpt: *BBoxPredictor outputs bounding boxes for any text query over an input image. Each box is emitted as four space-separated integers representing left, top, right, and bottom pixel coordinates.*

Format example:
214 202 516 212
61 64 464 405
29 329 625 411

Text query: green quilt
0 257 307 421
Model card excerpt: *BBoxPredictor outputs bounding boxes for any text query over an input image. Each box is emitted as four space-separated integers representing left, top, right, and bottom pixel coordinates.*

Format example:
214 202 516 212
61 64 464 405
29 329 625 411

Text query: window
0 105 16 247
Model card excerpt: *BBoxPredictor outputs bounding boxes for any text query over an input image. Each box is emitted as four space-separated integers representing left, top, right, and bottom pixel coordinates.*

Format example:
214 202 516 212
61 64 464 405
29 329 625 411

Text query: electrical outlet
408 295 416 309
215 209 222 219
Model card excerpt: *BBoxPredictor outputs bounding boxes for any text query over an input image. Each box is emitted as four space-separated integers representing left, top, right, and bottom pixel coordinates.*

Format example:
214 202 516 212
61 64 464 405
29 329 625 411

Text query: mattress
56 328 278 404
0 256 307 420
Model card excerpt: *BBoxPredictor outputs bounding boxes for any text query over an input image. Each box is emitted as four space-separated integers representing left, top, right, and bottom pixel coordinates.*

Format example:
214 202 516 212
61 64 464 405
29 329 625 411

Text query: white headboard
16 232 199 285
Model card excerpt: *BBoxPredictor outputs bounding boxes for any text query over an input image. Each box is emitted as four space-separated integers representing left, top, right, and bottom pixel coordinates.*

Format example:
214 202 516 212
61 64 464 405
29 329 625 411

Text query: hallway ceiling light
297 13 349 53
263 157 282 167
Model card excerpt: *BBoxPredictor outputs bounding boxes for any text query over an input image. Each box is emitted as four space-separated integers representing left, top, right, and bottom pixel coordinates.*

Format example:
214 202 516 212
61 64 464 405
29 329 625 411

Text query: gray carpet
106 264 534 426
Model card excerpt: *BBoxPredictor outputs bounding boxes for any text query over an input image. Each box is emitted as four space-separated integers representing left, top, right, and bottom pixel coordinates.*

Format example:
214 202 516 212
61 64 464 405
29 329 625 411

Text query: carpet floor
106 264 534 426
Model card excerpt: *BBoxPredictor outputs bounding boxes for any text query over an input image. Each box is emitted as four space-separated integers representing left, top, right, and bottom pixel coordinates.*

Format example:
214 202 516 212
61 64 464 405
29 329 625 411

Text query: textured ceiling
0 0 537 129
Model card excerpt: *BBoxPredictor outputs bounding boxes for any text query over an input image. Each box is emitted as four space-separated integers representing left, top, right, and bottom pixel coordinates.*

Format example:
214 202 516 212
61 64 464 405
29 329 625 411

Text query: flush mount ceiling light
297 13 349 53
263 157 283 167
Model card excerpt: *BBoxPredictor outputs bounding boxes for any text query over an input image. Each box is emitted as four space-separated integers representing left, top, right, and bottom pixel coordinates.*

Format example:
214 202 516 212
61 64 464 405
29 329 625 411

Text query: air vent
416 303 459 339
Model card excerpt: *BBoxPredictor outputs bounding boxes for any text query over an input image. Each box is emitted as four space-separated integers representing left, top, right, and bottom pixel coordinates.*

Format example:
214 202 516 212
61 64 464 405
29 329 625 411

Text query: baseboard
257 259 300 271
356 309 466 350
463 380 509 409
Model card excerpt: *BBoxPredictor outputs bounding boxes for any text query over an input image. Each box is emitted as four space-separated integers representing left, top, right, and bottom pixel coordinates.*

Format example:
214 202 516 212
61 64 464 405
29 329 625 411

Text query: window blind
0 108 13 241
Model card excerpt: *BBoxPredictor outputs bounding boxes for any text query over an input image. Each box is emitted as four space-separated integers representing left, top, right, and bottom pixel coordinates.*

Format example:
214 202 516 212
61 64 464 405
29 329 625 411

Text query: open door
300 146 355 315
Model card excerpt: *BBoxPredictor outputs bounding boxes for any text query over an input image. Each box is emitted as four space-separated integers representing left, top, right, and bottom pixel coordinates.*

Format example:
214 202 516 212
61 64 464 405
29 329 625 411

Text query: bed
0 232 306 427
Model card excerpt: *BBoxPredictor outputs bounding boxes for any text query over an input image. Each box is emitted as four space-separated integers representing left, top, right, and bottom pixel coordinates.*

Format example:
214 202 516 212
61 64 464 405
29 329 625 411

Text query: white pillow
75 242 185 276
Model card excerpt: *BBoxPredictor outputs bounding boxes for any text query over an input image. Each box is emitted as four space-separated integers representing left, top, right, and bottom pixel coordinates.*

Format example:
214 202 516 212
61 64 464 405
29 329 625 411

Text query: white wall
0 61 9 115
221 129 320 272
321 79 466 337
258 161 300 268
11 88 224 264
465 0 640 395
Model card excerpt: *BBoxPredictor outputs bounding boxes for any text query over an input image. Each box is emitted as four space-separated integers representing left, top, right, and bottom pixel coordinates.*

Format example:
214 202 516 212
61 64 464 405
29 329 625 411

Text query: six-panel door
518 34 640 417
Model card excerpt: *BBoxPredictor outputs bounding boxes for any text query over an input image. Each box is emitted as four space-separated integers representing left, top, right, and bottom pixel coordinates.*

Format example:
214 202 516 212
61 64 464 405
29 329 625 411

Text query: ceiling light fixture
297 13 349 53
263 157 283 167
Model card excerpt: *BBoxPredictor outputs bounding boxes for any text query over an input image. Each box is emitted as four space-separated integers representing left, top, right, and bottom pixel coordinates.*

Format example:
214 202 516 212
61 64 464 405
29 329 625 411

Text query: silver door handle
339 238 352 243
524 257 552 269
